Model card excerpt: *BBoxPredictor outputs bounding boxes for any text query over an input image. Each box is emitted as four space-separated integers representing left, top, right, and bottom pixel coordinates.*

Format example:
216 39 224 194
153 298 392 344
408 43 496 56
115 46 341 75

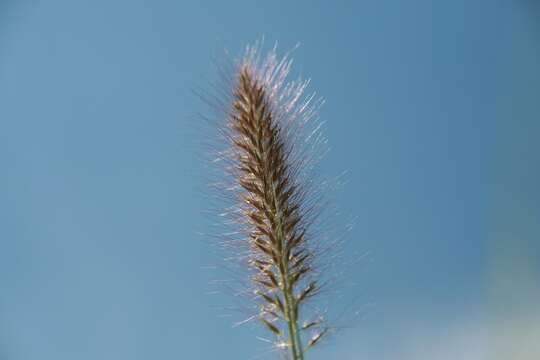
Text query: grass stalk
212 43 330 359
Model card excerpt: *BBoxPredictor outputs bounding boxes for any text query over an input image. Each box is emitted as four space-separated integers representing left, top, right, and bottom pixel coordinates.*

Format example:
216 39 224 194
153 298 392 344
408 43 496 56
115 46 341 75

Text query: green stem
272 184 304 360
283 279 303 359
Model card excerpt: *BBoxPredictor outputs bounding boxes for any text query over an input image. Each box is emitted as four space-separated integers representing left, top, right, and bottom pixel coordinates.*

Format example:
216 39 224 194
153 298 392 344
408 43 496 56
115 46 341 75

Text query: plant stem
285 285 304 360
274 185 304 360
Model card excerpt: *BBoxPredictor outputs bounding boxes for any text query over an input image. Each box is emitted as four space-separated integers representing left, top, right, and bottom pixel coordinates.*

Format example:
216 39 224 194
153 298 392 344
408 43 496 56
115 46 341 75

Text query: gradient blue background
1 1 539 359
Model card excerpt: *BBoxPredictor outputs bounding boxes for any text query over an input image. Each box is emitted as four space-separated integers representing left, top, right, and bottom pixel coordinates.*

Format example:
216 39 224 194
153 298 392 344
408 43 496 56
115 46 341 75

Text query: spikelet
210 43 332 360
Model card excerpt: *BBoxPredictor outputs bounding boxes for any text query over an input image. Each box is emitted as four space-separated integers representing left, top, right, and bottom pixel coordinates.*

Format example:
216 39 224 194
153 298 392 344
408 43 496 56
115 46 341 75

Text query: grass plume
208 43 336 359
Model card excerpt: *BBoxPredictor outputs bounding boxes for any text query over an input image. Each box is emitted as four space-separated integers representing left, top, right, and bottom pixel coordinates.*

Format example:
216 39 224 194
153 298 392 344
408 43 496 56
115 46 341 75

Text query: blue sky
1 1 539 359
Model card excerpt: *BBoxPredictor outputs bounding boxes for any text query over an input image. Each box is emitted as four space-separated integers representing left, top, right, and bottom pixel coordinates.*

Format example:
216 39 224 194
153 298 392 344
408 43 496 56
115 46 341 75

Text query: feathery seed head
209 42 338 359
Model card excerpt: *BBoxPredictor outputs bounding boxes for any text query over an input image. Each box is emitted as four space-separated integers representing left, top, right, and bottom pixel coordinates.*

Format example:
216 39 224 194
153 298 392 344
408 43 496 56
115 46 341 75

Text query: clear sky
1 1 539 359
